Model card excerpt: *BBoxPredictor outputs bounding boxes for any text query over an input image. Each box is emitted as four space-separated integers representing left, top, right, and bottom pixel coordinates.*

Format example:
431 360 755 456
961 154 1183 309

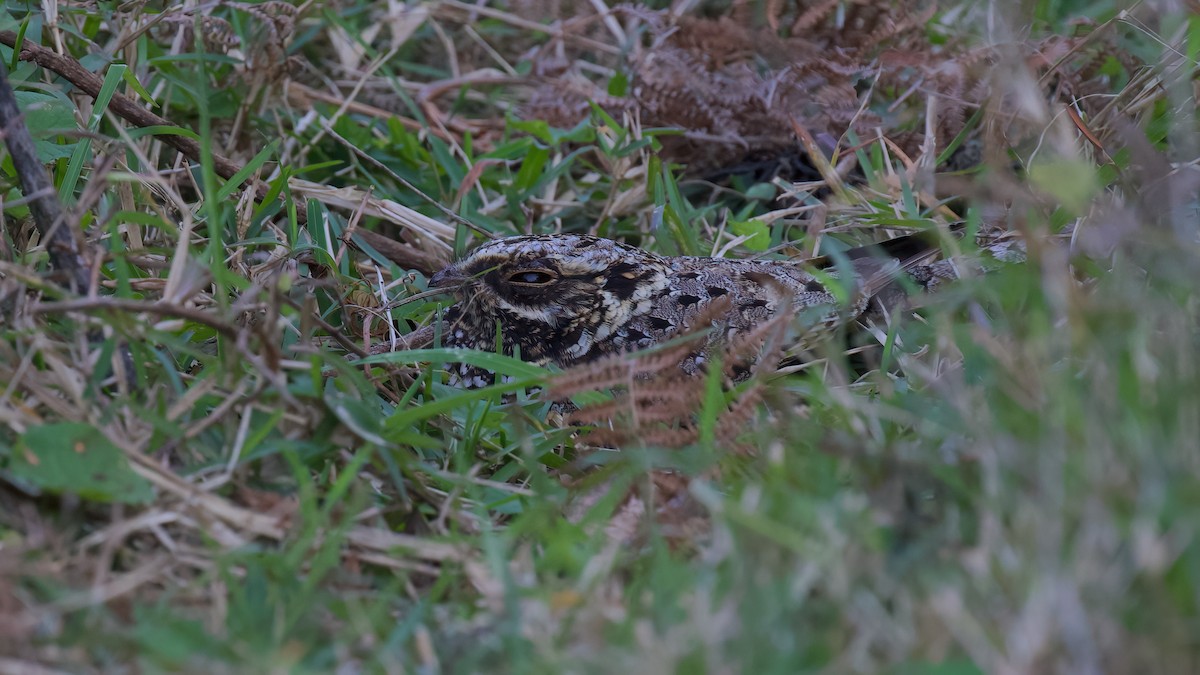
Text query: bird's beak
428 265 467 290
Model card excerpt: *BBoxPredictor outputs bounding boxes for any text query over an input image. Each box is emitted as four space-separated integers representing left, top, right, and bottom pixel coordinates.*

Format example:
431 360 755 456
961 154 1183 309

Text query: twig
280 295 370 358
0 55 142 386
0 31 246 182
343 226 449 275
0 32 458 275
0 58 90 292
30 297 241 339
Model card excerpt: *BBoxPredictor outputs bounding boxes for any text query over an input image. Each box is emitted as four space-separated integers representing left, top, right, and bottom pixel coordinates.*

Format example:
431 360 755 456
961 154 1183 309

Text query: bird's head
429 234 671 363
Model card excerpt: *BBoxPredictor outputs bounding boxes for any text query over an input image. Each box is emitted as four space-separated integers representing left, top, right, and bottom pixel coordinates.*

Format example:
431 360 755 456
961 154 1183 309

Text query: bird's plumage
430 233 944 386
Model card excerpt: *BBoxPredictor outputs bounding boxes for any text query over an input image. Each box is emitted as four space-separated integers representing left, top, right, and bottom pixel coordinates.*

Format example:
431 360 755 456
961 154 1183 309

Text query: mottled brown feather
428 233 947 386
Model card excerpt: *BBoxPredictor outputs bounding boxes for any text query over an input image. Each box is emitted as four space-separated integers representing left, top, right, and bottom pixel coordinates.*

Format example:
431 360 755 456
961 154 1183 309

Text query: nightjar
428 233 950 387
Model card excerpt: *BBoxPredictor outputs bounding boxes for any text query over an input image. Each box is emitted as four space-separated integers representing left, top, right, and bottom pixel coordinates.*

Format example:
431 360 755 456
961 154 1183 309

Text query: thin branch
0 31 246 182
0 58 89 292
30 297 241 339
0 31 452 275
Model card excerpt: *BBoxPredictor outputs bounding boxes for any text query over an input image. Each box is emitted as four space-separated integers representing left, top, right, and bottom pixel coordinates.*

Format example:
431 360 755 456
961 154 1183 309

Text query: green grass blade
59 63 125 202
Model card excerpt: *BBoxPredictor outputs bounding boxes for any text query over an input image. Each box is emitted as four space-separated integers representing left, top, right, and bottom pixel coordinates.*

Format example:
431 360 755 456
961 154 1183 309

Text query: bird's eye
507 270 556 285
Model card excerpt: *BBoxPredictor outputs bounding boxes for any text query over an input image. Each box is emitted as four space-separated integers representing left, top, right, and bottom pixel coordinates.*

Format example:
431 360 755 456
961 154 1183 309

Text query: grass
1 0 1198 672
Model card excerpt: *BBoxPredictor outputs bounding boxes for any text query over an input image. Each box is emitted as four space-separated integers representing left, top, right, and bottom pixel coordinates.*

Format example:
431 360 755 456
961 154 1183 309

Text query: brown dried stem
0 58 89 292
0 32 245 181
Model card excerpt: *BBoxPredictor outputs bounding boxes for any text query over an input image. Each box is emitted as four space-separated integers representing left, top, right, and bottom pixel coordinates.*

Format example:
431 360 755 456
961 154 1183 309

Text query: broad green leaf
15 91 75 138
510 118 553 144
31 140 77 162
11 422 154 503
13 91 77 162
1027 157 1098 214
729 219 771 252
513 145 549 194
607 71 629 96
743 182 776 201
325 392 389 447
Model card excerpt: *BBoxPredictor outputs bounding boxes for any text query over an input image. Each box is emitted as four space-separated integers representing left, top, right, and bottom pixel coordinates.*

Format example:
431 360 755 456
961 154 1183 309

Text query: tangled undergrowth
1 0 1198 672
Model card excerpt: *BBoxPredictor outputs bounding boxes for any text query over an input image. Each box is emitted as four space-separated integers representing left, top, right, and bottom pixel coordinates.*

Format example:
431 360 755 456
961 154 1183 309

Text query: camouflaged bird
428 233 952 386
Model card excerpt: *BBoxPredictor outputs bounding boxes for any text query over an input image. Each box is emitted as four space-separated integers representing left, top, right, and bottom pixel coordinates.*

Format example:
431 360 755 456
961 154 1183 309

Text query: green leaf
216 140 278 202
510 118 553 144
127 125 202 142
607 71 629 97
1027 157 1098 214
10 423 154 504
325 392 389 447
121 68 157 105
355 348 551 380
12 91 78 162
382 376 543 438
15 91 75 138
60 63 127 202
0 10 19 32
697 354 725 446
513 145 549 194
729 219 770 252
743 182 776 201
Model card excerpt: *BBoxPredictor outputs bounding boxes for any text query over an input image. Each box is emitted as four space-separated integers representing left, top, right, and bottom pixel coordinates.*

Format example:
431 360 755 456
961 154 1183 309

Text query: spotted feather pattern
428 234 931 386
